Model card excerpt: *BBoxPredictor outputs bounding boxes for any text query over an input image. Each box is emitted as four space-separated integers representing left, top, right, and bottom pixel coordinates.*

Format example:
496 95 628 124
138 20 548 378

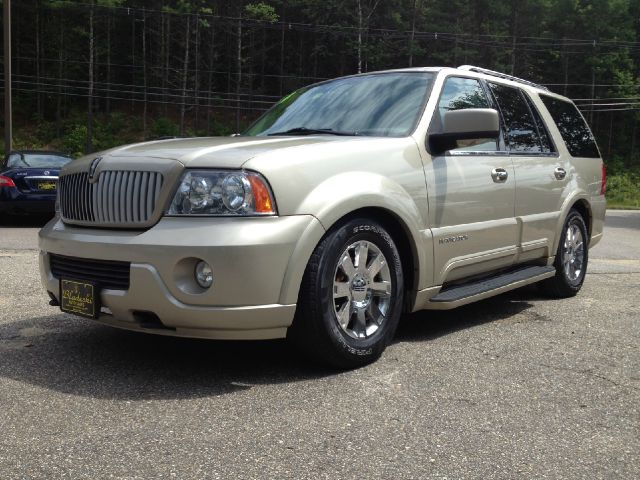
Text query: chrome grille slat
59 170 164 227
125 172 134 223
106 171 115 223
138 172 148 222
132 172 141 223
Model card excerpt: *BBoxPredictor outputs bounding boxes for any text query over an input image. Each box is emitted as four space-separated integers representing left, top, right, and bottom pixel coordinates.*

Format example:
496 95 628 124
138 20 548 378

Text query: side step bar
426 265 556 310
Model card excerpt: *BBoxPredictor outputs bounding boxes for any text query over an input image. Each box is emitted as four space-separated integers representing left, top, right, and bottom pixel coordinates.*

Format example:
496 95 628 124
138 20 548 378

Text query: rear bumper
0 188 56 214
39 215 326 340
589 196 606 249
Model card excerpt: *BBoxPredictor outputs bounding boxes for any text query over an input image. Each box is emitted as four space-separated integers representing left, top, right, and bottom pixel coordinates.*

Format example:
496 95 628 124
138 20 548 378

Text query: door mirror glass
429 108 500 155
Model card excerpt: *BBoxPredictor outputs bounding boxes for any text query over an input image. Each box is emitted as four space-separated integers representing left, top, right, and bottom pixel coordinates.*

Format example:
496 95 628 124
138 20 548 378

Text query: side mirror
428 108 500 155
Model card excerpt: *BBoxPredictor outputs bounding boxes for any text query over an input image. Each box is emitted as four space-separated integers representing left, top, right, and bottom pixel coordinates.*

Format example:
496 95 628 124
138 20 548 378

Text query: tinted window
7 153 72 168
437 77 496 151
540 95 600 158
523 94 553 153
489 83 541 153
245 72 434 137
439 77 490 113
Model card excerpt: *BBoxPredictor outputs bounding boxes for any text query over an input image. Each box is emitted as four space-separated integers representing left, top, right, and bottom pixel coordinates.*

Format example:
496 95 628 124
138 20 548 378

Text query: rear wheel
288 218 404 369
539 209 589 298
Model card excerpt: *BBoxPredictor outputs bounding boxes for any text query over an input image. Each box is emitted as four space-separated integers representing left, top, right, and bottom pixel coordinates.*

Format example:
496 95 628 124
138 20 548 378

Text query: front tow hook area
47 291 60 306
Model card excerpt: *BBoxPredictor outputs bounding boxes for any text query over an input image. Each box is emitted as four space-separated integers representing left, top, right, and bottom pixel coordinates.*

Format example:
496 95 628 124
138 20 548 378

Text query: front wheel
539 209 589 298
288 218 404 369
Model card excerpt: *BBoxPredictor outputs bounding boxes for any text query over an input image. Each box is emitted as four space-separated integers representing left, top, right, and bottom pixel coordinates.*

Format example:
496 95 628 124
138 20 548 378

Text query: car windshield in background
244 72 435 137
7 153 73 169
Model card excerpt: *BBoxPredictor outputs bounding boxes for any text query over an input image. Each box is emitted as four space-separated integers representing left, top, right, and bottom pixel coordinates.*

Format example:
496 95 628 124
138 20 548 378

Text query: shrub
151 117 180 139
606 171 640 208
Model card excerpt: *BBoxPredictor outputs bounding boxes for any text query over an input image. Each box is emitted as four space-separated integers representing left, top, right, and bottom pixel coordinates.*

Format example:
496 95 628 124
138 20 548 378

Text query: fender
284 171 432 294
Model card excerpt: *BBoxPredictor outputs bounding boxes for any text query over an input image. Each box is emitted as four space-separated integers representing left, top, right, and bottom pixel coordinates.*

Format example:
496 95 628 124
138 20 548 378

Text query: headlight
167 170 277 216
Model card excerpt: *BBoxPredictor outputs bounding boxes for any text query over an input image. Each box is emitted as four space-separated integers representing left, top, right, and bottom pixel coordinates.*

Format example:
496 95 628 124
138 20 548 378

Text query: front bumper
39 215 325 340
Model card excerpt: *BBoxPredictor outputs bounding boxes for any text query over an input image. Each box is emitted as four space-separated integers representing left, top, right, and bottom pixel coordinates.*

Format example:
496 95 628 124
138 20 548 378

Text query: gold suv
40 66 606 368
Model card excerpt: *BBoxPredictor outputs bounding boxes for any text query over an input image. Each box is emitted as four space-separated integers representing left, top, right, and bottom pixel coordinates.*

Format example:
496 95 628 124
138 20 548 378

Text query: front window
6 153 73 169
244 72 434 137
435 76 497 151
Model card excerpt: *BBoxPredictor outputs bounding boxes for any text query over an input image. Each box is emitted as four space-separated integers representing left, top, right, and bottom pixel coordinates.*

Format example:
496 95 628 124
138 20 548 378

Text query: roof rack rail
458 65 549 91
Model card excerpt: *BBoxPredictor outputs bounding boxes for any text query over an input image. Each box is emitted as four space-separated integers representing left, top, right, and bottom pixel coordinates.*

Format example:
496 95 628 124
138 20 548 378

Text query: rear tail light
0 175 16 188
600 163 607 196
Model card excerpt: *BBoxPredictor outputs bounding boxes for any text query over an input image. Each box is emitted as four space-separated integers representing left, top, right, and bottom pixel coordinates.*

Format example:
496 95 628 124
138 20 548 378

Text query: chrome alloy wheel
332 240 392 339
562 223 585 282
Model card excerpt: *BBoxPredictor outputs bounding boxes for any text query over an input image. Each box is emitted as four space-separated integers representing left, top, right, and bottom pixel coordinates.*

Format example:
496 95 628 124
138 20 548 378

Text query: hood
92 135 363 169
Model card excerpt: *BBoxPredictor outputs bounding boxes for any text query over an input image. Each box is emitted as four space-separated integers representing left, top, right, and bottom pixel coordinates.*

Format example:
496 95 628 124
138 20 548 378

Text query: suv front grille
59 170 164 226
50 254 131 290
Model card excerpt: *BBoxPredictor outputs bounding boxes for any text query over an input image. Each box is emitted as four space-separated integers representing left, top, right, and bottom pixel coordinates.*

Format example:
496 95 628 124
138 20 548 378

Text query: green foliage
151 117 180 139
62 124 89 158
606 172 640 208
3 0 640 175
207 119 234 137
245 2 279 22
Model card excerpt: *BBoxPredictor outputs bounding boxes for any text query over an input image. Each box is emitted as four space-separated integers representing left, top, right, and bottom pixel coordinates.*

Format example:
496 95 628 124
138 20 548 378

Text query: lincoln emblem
88 156 102 182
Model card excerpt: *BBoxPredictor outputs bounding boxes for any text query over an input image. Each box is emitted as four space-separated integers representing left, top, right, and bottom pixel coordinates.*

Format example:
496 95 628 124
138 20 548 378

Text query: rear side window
540 95 600 158
488 83 542 153
523 94 554 153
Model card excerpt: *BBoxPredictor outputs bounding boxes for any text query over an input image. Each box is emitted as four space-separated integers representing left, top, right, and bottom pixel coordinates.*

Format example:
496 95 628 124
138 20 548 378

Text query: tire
288 217 404 369
539 209 589 298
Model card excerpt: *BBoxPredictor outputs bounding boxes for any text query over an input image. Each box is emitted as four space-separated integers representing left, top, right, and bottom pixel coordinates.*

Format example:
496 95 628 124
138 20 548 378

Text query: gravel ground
0 211 638 479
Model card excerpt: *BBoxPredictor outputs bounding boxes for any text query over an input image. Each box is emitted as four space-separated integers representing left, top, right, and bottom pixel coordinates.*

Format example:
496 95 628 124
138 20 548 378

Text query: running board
426 265 556 310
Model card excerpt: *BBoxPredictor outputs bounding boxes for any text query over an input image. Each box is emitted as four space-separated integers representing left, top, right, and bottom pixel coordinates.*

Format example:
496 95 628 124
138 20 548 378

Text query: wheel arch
552 193 593 254
329 207 421 313
571 198 593 239
278 209 427 312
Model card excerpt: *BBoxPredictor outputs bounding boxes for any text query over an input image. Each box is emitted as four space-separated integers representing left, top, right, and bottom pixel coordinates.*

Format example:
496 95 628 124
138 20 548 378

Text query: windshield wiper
267 127 358 136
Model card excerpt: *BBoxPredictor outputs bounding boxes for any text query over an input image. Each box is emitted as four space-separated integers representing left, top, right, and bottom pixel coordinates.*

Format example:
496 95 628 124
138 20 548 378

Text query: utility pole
3 0 12 154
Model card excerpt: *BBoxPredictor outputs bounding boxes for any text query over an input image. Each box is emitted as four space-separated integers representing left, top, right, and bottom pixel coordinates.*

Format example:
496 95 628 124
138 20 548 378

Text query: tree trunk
142 10 148 139
562 37 569 96
279 5 286 96
357 0 363 73
56 15 64 139
510 3 518 75
589 41 596 124
207 21 215 134
35 1 42 118
164 14 171 116
408 0 417 67
131 13 136 112
180 15 191 136
86 2 95 154
260 27 266 92
236 14 242 133
106 11 112 114
194 14 200 132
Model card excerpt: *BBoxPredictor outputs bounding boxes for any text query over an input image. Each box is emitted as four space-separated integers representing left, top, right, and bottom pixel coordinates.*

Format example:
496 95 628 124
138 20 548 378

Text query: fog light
195 261 214 289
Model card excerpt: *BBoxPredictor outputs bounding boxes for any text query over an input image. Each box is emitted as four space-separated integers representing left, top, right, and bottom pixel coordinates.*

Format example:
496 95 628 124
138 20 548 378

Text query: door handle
491 168 509 183
554 167 567 180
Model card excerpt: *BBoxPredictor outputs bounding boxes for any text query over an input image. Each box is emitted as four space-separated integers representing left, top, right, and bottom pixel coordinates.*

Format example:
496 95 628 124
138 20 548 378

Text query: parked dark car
0 150 73 217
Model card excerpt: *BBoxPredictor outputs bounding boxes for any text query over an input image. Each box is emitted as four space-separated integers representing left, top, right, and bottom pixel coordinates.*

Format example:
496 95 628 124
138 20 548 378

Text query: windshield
244 72 434 137
6 153 73 169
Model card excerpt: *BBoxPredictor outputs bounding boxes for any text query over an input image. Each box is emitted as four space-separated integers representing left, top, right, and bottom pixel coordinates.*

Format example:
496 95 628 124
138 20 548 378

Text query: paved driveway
0 211 638 479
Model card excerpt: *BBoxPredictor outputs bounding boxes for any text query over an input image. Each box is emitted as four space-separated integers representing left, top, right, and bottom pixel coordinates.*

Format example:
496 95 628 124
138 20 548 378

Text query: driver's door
424 76 518 284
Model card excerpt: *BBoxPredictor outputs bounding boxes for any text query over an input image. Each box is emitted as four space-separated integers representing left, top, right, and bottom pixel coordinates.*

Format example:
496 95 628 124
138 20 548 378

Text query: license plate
60 279 99 319
38 181 57 191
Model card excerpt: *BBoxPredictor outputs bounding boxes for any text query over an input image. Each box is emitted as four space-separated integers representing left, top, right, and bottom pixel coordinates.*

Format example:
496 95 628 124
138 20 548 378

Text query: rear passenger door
425 76 518 285
488 83 565 263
